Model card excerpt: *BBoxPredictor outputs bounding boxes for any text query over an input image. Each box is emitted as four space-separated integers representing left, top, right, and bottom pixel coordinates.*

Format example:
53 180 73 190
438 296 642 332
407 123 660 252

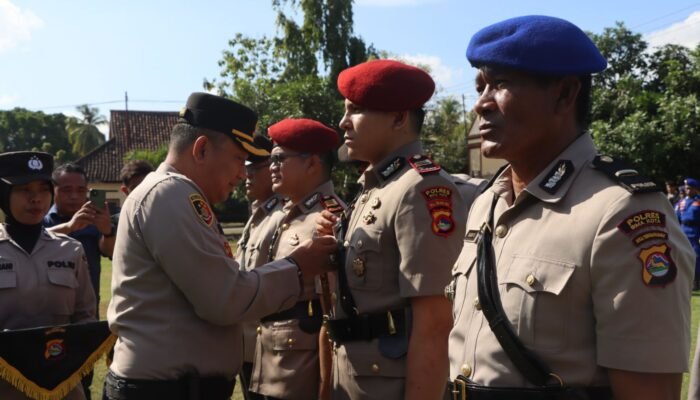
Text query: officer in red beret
249 118 345 400
316 59 467 400
105 94 339 400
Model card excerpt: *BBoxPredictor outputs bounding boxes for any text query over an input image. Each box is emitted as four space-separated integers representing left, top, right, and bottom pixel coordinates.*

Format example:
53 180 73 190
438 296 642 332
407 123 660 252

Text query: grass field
90 257 700 400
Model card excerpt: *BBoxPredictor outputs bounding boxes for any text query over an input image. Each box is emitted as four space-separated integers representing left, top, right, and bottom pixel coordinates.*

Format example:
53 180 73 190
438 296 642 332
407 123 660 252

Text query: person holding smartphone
42 163 114 399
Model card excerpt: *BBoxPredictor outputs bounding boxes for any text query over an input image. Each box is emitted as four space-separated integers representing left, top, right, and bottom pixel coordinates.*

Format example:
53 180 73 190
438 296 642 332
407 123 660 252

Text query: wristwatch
103 224 116 238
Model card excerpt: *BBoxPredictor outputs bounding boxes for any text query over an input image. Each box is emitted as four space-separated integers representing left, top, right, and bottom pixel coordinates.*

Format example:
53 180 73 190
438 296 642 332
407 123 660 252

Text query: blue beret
467 15 607 75
685 178 700 188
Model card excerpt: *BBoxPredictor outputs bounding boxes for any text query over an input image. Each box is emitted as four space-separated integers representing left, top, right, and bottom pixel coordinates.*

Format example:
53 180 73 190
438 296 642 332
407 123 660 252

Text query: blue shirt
42 205 102 303
676 195 700 252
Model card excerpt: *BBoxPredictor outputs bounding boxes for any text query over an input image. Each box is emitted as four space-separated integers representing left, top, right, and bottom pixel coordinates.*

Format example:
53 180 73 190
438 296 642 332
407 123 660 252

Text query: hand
89 201 113 235
316 210 339 237
289 236 338 278
66 203 96 232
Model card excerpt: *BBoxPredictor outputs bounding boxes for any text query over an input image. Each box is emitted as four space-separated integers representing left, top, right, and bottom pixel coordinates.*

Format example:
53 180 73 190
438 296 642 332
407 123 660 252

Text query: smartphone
89 189 106 209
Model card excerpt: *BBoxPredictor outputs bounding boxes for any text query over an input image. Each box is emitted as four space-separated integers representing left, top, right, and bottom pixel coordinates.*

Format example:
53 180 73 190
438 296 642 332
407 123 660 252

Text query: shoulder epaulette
591 155 662 194
378 157 405 180
321 195 344 215
407 154 441 175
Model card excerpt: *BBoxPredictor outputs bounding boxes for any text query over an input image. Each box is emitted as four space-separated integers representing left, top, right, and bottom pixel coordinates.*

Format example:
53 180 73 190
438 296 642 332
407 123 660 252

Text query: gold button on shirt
448 134 694 387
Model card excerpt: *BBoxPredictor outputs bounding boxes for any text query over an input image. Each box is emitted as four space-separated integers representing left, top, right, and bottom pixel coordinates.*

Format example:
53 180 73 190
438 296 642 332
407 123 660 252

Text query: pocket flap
47 269 78 288
344 341 406 377
270 322 319 351
502 255 575 295
0 271 17 289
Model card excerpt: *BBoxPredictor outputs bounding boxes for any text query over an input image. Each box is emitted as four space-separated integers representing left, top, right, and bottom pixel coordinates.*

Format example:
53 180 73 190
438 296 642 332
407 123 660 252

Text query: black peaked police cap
178 92 269 157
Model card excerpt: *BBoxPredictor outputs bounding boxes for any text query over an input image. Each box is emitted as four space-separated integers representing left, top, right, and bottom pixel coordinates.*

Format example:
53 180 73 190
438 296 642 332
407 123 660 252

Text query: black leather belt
261 300 323 333
104 370 235 400
261 299 322 322
325 308 408 343
446 376 612 400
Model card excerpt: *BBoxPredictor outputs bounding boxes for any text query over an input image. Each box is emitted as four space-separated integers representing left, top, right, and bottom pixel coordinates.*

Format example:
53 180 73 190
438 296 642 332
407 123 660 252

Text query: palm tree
67 105 107 156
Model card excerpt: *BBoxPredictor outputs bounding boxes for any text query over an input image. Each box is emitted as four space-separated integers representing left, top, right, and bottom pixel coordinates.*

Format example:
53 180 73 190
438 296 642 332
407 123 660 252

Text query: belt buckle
451 377 468 400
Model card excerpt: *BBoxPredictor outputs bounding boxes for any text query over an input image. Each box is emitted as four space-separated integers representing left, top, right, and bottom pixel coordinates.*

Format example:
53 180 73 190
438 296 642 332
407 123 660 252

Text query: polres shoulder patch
638 243 677 287
408 154 441 175
617 210 665 234
423 186 455 237
592 155 661 194
189 193 214 227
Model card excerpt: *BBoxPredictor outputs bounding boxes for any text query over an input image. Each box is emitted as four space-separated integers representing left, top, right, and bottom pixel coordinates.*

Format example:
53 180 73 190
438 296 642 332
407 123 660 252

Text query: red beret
337 59 435 111
268 118 340 154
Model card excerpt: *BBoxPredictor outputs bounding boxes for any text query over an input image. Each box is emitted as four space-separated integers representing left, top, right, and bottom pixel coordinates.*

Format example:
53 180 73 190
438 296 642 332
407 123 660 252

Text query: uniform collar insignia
378 157 405 180
264 196 279 212
539 160 573 194
303 192 321 210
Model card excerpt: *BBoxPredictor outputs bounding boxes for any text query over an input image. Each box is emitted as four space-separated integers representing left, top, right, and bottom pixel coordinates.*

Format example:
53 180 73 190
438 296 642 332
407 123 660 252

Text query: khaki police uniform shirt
236 194 285 363
688 324 700 400
448 134 694 387
333 141 467 400
107 163 302 380
0 225 96 400
250 180 344 400
451 173 487 218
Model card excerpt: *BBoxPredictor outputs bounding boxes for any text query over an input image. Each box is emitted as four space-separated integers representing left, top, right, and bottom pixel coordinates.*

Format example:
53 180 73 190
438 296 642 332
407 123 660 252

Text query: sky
1 0 700 137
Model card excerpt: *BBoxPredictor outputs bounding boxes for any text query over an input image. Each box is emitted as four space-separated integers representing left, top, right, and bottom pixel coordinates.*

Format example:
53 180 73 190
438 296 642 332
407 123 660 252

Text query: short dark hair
410 108 426 134
120 160 154 185
52 162 87 184
170 122 232 154
530 73 592 130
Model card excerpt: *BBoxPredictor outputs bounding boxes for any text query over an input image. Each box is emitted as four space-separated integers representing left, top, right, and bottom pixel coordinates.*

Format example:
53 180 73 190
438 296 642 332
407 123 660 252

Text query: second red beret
337 59 435 111
268 118 340 154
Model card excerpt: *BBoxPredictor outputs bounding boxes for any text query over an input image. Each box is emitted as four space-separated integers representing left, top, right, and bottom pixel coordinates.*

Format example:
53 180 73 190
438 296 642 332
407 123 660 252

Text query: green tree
422 97 472 173
205 0 378 200
124 145 168 167
0 108 73 157
67 104 107 157
589 23 700 184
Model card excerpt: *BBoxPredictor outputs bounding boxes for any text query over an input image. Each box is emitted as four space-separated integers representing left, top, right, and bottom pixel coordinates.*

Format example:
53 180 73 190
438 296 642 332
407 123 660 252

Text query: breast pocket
501 255 576 352
0 271 17 289
451 240 477 323
345 228 383 291
47 268 78 316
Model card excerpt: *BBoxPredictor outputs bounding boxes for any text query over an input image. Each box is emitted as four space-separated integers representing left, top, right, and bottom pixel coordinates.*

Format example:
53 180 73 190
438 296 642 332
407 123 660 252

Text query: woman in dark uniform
0 151 96 400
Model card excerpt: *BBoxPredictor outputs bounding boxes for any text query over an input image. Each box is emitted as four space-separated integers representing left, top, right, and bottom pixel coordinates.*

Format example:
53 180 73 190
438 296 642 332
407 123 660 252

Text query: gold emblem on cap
359 193 369 204
363 212 376 225
352 258 365 277
370 198 381 209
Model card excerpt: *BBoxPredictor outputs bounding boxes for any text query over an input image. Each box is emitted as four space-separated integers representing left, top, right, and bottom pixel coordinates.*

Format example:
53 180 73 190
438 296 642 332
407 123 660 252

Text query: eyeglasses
245 161 272 176
269 153 308 166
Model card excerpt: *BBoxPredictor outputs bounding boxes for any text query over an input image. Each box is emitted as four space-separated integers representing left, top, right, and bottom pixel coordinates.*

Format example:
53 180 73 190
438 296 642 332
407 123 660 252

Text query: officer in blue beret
675 178 700 290
447 15 693 400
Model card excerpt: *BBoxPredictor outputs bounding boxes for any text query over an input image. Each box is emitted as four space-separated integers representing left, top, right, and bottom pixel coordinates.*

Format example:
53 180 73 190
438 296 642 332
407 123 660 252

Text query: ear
391 110 410 130
119 185 129 195
553 76 581 115
191 135 209 163
305 154 321 176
